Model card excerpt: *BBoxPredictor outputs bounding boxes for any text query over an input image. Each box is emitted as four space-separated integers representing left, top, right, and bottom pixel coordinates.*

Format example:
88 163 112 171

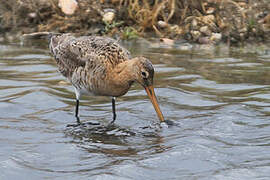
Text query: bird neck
107 58 139 97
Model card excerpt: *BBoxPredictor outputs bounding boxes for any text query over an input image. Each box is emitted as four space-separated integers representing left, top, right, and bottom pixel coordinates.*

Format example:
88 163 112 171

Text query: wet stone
200 26 212 36
158 21 168 28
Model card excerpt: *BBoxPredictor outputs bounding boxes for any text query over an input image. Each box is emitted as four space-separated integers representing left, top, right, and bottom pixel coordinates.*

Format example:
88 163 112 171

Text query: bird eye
141 71 147 77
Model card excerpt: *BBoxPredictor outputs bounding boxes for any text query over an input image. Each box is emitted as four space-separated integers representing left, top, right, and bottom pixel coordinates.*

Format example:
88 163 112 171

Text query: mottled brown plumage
49 33 164 124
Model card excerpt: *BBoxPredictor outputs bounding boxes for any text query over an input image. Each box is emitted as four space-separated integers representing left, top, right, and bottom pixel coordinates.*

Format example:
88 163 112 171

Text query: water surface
0 40 270 179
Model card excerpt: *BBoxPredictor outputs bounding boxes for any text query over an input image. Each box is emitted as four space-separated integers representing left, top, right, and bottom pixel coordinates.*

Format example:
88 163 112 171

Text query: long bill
144 85 165 122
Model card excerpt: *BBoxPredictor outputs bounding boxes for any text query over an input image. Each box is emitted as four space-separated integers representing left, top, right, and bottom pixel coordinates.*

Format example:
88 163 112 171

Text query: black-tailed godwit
49 34 165 125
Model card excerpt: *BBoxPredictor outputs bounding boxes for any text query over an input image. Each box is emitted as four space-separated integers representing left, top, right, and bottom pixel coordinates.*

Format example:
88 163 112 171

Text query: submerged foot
108 120 116 127
164 120 174 126
67 120 100 128
160 120 180 128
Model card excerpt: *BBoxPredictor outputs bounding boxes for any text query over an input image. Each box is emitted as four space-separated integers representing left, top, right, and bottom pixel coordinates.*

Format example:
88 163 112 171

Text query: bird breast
70 65 133 97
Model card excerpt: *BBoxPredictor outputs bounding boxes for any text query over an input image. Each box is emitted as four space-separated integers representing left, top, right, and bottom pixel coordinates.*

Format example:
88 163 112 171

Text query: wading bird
49 34 165 125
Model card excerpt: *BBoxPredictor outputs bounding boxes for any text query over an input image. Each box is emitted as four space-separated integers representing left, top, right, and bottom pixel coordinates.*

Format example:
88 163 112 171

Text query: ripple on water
0 43 270 179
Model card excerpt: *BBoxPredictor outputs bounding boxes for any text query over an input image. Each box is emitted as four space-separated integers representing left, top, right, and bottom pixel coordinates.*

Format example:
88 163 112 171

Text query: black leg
75 99 80 124
66 99 81 127
67 98 100 127
110 97 117 124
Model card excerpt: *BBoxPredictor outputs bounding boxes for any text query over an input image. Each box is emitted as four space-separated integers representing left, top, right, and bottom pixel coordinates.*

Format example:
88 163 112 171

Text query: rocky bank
0 0 269 44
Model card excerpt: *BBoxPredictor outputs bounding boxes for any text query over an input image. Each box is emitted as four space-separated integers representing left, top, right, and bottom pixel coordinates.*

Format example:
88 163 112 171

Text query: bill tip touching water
49 33 170 126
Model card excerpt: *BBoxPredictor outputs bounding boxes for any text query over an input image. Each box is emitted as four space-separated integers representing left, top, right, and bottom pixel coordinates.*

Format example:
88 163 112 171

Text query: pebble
190 30 201 41
251 28 257 33
170 25 183 35
262 24 270 32
239 27 247 33
210 33 222 42
58 0 78 15
157 21 168 28
238 2 247 7
200 26 212 36
198 37 211 44
240 32 245 39
202 15 215 23
191 19 198 29
206 7 215 14
0 36 4 43
28 12 37 18
102 10 115 23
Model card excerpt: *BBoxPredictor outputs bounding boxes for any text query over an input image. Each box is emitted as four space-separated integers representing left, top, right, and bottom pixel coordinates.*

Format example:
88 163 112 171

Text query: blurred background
1 1 270 180
0 0 269 44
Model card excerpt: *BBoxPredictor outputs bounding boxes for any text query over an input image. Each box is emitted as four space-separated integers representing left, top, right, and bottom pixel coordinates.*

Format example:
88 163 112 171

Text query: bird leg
110 97 117 124
75 99 80 124
66 99 81 127
67 98 100 127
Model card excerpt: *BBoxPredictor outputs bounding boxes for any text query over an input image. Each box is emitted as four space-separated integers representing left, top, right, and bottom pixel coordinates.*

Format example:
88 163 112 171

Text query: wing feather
49 34 130 79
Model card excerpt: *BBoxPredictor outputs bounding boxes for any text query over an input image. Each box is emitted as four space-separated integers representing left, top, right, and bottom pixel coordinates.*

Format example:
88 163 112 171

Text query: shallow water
0 40 270 180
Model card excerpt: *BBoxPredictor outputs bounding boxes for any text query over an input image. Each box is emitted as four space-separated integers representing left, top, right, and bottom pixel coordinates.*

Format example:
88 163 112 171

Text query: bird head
133 57 165 123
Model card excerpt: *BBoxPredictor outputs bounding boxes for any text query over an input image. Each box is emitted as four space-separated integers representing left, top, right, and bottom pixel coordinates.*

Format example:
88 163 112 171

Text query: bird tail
48 33 63 55
21 32 60 42
21 31 62 48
